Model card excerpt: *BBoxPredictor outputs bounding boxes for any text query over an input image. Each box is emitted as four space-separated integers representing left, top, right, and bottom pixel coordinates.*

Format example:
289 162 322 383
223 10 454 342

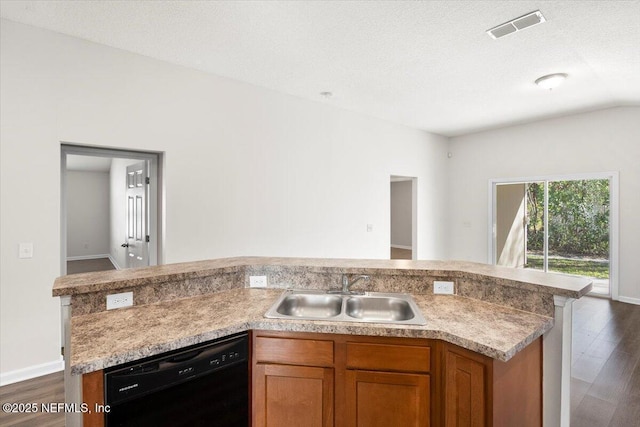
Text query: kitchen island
53 257 592 427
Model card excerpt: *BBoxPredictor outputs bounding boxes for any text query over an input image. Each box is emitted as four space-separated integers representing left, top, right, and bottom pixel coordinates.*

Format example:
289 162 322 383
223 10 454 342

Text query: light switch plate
434 281 455 295
106 292 133 310
18 243 33 259
250 276 267 288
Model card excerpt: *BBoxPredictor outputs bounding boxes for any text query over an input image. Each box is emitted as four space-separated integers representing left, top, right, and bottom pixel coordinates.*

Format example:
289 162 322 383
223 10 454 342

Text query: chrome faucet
327 274 370 295
342 274 369 293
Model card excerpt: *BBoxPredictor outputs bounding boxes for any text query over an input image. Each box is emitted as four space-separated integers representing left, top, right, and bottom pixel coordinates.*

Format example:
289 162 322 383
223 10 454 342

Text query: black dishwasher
104 332 248 427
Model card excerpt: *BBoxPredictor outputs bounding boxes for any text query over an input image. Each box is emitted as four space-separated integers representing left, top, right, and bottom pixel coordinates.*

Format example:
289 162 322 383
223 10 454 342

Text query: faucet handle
336 274 371 294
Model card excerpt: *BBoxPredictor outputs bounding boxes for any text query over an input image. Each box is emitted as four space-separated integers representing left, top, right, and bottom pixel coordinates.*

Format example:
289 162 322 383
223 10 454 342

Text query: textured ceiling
1 1 639 136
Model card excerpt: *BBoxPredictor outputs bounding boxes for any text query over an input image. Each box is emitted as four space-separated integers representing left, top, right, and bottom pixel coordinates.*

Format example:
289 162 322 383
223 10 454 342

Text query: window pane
547 180 609 294
524 182 544 271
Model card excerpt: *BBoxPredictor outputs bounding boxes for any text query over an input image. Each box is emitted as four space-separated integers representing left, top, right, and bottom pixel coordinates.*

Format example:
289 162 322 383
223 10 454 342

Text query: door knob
121 243 129 248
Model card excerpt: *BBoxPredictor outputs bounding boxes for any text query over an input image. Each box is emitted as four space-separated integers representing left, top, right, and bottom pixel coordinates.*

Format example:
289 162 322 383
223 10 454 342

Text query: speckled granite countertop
54 256 592 298
58 257 592 375
70 288 553 374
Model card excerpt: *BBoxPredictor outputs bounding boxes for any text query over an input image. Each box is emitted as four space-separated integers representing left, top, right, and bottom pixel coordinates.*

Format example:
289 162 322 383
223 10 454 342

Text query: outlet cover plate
249 276 268 288
107 292 133 310
433 281 454 295
18 243 33 259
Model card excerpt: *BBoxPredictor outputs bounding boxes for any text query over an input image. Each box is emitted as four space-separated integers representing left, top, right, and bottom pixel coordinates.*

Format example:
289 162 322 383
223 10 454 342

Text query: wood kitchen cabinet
253 364 334 427
443 344 487 427
252 334 335 427
442 339 542 427
345 341 431 427
252 331 433 427
345 369 430 427
253 331 541 427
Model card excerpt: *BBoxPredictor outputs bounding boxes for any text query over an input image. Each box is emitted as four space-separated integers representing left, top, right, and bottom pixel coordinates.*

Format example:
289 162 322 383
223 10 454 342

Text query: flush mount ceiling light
487 10 546 39
535 73 568 90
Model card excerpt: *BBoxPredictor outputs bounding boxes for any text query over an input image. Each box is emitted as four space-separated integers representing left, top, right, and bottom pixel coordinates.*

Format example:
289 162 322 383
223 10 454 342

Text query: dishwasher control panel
104 333 248 405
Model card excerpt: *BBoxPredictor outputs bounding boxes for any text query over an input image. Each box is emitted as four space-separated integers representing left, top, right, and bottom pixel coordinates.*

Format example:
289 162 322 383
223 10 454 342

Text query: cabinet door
345 370 430 427
444 348 487 427
253 363 334 427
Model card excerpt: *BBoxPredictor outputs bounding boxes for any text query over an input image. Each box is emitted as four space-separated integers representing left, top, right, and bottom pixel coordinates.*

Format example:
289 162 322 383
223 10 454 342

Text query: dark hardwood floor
390 247 412 259
1 296 638 426
67 257 116 275
0 371 64 427
571 296 640 426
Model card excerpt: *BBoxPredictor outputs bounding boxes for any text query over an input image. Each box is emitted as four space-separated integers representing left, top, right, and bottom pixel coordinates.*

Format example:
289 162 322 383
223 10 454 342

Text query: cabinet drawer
255 336 334 367
346 342 430 373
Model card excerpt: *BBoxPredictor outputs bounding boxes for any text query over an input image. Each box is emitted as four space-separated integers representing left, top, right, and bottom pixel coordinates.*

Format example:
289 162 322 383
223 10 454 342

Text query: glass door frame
488 171 619 299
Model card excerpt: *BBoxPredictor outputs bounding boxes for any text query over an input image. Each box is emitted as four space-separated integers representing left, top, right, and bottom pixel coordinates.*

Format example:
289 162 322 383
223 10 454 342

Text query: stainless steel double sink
264 290 427 326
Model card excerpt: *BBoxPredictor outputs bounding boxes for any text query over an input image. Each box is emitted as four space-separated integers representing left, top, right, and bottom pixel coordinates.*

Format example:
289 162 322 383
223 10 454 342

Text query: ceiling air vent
486 10 546 39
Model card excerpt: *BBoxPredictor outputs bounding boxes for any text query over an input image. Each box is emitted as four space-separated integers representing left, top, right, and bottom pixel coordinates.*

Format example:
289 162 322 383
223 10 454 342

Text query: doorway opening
390 176 417 260
61 144 163 276
490 173 618 298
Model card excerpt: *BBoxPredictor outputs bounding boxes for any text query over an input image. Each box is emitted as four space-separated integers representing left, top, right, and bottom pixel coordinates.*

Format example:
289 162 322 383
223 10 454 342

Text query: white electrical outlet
106 292 133 310
249 276 268 288
433 281 454 295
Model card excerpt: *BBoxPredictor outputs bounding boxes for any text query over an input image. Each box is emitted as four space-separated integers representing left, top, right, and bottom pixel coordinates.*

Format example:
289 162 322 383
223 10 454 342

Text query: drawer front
255 336 334 367
346 342 430 373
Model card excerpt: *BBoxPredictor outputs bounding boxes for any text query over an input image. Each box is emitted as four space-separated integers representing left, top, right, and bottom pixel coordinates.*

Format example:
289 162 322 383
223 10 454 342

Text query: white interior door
124 162 149 269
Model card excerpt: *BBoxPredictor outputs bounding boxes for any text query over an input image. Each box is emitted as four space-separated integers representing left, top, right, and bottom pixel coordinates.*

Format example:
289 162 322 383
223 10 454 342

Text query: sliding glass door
493 175 614 297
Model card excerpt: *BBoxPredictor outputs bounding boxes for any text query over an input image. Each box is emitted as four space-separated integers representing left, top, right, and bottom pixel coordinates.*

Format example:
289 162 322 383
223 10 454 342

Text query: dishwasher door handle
165 349 202 364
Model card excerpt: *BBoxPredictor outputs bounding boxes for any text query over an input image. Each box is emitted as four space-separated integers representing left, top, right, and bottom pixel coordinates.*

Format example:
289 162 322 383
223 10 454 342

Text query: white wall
66 171 110 258
109 158 140 269
0 20 449 379
447 107 640 302
390 180 412 247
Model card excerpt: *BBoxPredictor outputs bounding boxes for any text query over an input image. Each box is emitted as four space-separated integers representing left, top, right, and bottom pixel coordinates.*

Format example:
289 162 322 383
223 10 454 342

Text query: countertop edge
69 315 554 375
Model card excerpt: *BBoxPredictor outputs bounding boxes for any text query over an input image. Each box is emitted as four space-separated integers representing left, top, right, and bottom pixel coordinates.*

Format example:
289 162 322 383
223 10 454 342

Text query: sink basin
275 294 342 318
345 296 415 321
264 290 426 325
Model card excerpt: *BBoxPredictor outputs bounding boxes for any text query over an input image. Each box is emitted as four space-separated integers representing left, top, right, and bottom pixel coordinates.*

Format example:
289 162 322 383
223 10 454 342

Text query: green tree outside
525 179 609 278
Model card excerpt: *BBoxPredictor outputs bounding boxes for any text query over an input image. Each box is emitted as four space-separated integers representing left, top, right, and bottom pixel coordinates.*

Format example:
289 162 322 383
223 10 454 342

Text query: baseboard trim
0 358 64 386
617 296 640 306
109 254 122 270
66 254 111 262
390 244 412 250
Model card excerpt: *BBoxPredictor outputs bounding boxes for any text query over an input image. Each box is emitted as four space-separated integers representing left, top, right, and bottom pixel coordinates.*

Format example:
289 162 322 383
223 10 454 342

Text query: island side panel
82 370 104 427
492 337 542 426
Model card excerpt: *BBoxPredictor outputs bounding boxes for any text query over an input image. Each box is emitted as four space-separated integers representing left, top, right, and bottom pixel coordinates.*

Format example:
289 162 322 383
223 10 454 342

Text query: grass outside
525 254 609 279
